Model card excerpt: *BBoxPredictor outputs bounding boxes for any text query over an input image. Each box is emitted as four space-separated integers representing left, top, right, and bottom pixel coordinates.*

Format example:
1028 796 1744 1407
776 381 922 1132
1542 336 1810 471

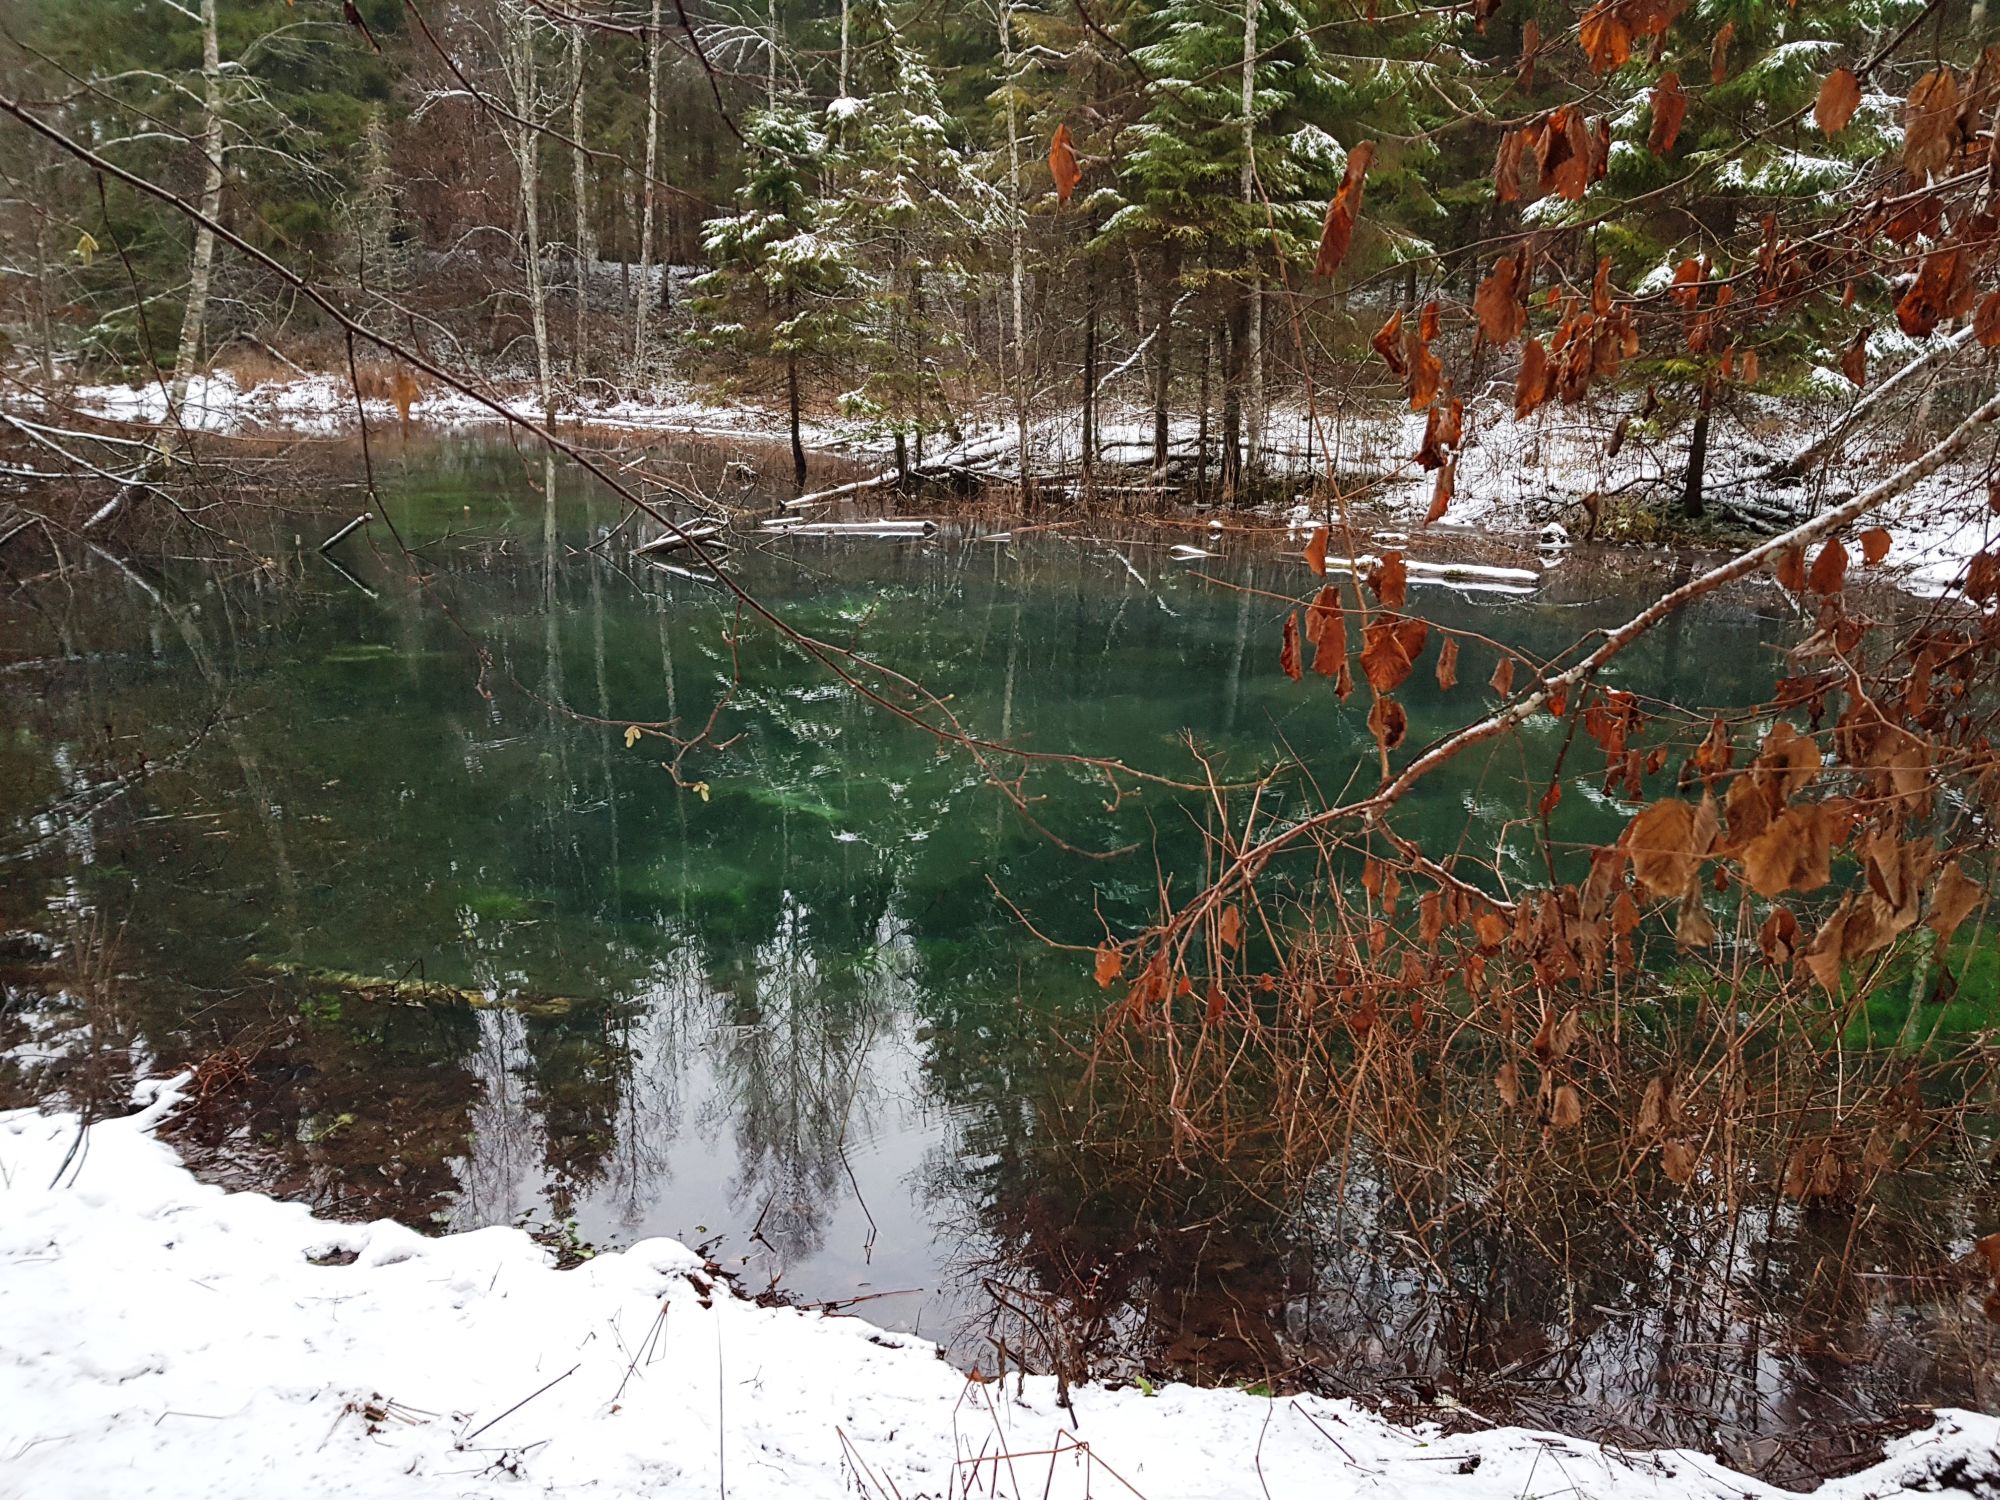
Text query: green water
4 440 1983 1470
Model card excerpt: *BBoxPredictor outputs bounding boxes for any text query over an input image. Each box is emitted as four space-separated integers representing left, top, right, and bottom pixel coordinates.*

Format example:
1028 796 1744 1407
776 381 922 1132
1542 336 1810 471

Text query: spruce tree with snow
692 108 861 490
816 12 988 481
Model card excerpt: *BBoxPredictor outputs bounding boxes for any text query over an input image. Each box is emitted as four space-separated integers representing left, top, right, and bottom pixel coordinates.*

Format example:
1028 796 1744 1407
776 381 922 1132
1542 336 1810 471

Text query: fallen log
765 518 939 538
634 519 727 556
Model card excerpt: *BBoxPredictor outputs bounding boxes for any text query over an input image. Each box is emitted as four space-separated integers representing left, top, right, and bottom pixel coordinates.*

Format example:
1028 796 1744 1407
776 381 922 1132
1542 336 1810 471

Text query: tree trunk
1152 244 1176 483
1681 378 1713 520
787 350 807 491
507 9 553 421
632 0 663 374
1196 329 1212 503
1238 0 1262 475
1081 259 1098 496
1001 2 1031 501
569 26 591 385
169 0 223 410
1221 305 1243 499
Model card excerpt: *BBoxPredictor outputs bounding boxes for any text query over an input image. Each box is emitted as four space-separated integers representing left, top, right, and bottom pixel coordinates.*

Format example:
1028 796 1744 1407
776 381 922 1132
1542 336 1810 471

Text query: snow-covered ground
4 1080 1998 1500
49 369 2000 597
60 369 861 451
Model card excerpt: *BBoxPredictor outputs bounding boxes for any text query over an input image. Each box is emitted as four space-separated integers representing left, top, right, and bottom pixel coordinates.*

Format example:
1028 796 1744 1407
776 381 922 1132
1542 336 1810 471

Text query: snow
3 1081 1998 1500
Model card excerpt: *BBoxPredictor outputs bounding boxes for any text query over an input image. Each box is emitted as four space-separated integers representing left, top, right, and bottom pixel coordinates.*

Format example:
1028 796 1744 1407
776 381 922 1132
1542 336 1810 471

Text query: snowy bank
3 1082 1998 1500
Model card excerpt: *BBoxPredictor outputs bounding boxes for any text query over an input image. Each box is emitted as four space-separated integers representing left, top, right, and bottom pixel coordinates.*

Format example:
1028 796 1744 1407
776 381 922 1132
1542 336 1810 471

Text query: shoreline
4 1079 1998 1500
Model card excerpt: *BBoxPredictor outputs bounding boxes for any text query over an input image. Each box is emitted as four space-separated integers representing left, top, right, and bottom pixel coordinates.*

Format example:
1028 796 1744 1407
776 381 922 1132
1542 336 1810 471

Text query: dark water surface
3 440 1990 1477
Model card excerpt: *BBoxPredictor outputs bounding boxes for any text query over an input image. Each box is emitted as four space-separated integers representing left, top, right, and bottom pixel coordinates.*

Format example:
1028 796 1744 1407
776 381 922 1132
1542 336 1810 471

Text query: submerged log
764 518 939 538
245 957 577 1015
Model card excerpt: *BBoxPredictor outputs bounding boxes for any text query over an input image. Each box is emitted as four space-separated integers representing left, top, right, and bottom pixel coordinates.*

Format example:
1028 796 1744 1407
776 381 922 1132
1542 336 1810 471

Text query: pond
2 437 1992 1484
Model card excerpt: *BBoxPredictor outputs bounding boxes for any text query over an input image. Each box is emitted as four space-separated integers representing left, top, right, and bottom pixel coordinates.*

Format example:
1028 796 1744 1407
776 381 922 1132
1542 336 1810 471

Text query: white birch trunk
1001 3 1029 490
632 0 663 373
570 25 591 384
169 0 224 412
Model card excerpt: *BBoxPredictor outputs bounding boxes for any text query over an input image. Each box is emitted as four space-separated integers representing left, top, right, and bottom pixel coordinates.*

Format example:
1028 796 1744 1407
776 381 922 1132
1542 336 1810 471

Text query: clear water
3 438 1985 1477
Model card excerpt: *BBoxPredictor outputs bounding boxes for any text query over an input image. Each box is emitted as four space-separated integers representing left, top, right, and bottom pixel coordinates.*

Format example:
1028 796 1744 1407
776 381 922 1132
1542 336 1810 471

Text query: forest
3 2 2000 1499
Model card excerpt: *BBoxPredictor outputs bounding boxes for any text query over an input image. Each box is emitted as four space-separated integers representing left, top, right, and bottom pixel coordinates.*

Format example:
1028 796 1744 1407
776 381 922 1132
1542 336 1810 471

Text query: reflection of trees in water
704 882 907 1266
919 1038 1998 1485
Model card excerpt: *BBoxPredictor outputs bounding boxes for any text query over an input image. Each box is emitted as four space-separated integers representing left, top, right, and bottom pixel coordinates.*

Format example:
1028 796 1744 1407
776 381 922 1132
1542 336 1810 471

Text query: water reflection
1 439 1989 1481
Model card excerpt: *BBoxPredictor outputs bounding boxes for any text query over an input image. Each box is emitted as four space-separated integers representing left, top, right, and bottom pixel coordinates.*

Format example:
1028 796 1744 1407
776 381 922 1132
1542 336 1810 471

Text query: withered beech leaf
1929 860 1983 944
1896 249 1972 338
1515 338 1552 418
1094 942 1124 989
1648 71 1687 155
1368 694 1409 752
1774 545 1807 592
1370 310 1408 377
1475 255 1528 344
1621 796 1717 898
1977 291 2000 349
1903 69 1960 183
1305 525 1329 576
1314 141 1376 278
1368 550 1409 609
1435 635 1460 690
1306 584 1351 696
1490 654 1516 697
1859 527 1892 565
1426 461 1456 524
1807 536 1848 595
1709 19 1733 83
1048 124 1081 205
1280 611 1303 681
1360 615 1430 694
1815 66 1861 134
1840 329 1869 387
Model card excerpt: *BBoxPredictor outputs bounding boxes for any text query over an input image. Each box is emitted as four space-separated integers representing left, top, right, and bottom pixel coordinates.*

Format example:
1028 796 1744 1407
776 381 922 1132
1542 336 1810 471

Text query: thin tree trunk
767 0 779 105
169 0 223 409
569 25 591 385
1681 378 1713 520
1081 259 1098 497
1222 303 1243 498
1196 329 1212 503
839 0 851 97
508 8 554 421
1238 0 1262 476
1001 2 1031 500
787 348 806 491
1152 243 1176 483
632 0 663 373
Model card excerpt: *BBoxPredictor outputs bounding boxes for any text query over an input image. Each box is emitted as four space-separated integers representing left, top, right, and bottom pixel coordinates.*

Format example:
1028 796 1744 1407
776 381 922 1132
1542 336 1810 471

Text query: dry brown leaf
1840 329 1869 387
1490 655 1516 697
1621 796 1716 897
1314 141 1375 278
1359 615 1430 694
1435 636 1459 690
1515 338 1552 418
1661 1140 1696 1184
1552 1084 1583 1128
1094 943 1123 989
1280 611 1303 682
1816 66 1861 134
1976 291 2000 349
1370 309 1408 377
1368 551 1408 609
1808 536 1848 595
1368 694 1409 751
1648 71 1687 154
1709 19 1733 83
1929 860 1983 943
1858 526 1891 565
1305 525 1329 577
1896 248 1972 338
1475 255 1528 344
1426 462 1456 525
1049 124 1081 205
1903 69 1960 182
